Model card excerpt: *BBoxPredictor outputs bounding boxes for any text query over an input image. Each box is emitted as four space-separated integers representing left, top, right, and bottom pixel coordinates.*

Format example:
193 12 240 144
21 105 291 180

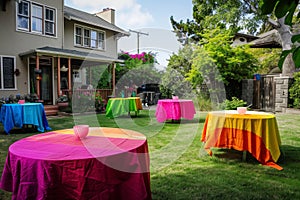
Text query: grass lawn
0 110 300 199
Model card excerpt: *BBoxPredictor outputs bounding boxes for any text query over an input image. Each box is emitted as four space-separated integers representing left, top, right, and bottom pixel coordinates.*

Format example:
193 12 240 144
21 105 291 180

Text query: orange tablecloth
201 110 282 170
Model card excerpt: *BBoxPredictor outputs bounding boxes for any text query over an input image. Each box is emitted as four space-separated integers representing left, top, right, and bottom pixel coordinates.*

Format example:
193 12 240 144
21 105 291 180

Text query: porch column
57 57 61 97
112 62 116 96
68 58 71 92
36 55 40 98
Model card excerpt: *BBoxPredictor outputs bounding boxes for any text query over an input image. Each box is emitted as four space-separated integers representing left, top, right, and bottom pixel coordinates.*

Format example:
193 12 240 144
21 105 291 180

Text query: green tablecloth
105 97 143 118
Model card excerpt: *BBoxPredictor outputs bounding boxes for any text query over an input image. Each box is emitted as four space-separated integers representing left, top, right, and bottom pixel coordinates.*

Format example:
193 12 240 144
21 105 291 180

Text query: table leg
242 151 247 161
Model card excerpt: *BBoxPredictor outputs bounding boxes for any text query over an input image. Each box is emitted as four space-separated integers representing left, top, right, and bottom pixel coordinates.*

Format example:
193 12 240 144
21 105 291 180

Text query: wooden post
57 57 61 97
112 62 116 96
36 55 40 98
68 58 71 92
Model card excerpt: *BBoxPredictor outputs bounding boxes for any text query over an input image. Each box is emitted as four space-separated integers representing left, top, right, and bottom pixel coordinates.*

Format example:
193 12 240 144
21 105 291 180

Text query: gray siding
0 0 64 97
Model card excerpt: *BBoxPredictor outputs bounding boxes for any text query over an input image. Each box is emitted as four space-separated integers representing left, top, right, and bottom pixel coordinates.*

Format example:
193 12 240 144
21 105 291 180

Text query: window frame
17 0 30 31
45 7 55 36
16 1 57 37
31 3 43 34
74 24 106 51
0 56 17 90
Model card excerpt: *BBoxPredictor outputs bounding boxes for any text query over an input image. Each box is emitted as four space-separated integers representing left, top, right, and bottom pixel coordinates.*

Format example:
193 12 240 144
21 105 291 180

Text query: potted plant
56 95 69 107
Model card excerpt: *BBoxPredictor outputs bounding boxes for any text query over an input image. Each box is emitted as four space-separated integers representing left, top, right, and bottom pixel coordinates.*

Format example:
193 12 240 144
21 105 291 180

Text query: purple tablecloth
0 128 151 200
155 99 196 122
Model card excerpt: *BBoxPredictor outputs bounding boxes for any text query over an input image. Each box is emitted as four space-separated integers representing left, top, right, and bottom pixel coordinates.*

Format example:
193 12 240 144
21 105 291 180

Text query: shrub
219 97 247 110
289 71 300 109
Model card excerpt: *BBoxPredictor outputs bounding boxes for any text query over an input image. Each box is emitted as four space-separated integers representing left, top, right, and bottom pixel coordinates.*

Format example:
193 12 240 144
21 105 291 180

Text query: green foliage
171 0 266 45
219 97 247 110
116 52 157 85
192 29 258 84
249 48 282 74
289 71 300 108
196 95 214 111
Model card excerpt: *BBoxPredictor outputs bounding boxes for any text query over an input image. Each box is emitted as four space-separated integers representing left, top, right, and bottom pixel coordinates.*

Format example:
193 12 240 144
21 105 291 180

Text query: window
0 56 16 90
32 4 43 33
17 1 29 30
72 70 81 83
45 7 55 36
75 27 82 45
74 25 106 50
98 32 105 50
91 30 97 48
16 1 56 37
84 29 90 47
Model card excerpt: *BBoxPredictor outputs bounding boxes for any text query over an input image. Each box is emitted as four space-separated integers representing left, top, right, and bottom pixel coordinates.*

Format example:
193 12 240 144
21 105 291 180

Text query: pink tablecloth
0 127 151 200
155 99 196 122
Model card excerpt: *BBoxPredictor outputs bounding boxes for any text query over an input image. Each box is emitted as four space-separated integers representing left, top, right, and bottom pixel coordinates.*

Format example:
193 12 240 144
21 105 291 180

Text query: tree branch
268 18 281 28
243 0 258 13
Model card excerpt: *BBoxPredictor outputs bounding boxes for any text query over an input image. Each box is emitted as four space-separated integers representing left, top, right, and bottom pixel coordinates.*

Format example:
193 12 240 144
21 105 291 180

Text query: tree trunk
277 17 295 77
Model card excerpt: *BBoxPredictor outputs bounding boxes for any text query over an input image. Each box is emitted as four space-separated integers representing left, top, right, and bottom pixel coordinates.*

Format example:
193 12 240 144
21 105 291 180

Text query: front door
29 57 53 105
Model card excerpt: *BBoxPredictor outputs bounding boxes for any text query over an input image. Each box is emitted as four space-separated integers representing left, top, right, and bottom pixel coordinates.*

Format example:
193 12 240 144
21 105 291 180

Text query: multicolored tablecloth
155 99 196 122
105 97 143 118
201 110 282 170
0 103 51 134
0 127 152 200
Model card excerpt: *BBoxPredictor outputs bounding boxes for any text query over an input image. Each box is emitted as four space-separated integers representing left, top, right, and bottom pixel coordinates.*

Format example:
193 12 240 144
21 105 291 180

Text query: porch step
44 105 59 116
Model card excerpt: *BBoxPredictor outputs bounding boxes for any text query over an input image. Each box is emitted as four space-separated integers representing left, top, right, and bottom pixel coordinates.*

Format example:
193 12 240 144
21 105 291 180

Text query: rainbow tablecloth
0 127 151 200
105 97 143 118
155 99 196 122
201 110 282 170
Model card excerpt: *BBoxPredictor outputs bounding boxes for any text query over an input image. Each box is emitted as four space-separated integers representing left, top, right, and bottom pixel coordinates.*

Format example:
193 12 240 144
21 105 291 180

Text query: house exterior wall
0 0 64 97
63 19 118 58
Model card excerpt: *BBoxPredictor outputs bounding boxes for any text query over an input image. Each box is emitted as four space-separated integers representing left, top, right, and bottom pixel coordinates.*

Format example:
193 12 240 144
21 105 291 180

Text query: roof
64 6 129 37
235 32 259 40
249 30 282 48
19 46 124 63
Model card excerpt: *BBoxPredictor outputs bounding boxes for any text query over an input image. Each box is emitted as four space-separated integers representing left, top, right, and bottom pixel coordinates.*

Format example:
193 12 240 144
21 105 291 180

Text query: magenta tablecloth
0 128 151 200
155 99 196 122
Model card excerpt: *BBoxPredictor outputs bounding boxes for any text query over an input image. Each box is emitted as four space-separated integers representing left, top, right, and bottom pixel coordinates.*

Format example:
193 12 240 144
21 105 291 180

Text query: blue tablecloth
0 103 51 134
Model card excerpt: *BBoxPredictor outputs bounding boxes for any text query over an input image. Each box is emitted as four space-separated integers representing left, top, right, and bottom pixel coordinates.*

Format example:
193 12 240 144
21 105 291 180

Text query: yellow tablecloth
201 110 282 170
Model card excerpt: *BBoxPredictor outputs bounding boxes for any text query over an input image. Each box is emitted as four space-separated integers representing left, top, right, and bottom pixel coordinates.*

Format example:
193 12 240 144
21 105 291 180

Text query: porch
19 46 121 107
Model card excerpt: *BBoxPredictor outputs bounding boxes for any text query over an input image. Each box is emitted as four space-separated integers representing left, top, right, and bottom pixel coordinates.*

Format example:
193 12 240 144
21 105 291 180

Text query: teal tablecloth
105 97 143 118
0 103 51 134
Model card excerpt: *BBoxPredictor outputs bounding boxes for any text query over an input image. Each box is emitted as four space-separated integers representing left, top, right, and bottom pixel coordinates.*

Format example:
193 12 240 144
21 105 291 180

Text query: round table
155 99 196 122
0 127 152 200
201 110 282 170
105 97 143 118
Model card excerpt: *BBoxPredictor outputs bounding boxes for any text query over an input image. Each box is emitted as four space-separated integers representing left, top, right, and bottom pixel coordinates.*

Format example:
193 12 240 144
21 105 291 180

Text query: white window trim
44 7 55 36
74 24 106 51
0 55 17 90
31 3 43 34
15 1 57 38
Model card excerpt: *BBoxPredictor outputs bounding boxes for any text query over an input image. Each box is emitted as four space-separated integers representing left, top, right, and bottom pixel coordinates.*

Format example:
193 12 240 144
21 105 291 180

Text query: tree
171 0 300 76
260 0 300 76
191 28 258 99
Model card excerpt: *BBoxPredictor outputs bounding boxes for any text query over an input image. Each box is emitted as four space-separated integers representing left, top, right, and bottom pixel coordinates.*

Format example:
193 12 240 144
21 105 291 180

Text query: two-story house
0 0 129 106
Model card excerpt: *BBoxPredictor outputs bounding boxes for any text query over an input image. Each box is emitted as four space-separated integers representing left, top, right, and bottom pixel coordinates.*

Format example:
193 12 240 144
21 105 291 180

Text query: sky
64 0 194 68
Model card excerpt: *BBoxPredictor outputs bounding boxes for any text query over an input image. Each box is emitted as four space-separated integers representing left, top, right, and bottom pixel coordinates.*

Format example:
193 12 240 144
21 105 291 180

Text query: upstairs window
0 56 16 90
74 25 106 50
16 1 56 37
17 1 29 30
32 4 43 33
45 8 55 36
